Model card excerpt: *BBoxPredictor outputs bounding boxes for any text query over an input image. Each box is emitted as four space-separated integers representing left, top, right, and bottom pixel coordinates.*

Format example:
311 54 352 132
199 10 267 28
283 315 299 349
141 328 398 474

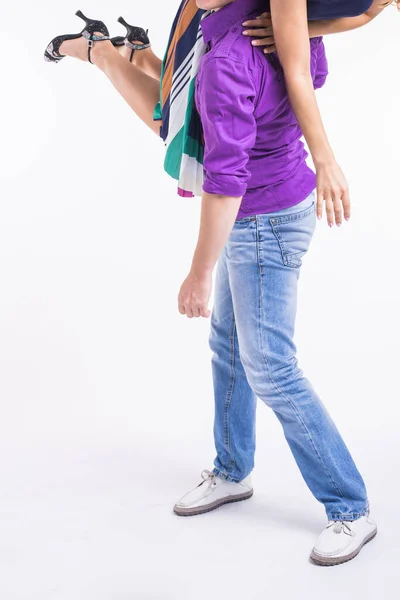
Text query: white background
0 1 399 598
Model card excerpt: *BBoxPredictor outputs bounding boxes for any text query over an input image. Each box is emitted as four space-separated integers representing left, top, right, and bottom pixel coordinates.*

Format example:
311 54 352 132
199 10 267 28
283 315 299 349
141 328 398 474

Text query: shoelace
329 520 355 535
200 469 217 489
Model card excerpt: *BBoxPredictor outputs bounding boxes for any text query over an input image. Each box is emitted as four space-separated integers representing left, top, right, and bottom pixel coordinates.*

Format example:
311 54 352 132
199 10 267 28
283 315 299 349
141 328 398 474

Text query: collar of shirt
201 0 265 44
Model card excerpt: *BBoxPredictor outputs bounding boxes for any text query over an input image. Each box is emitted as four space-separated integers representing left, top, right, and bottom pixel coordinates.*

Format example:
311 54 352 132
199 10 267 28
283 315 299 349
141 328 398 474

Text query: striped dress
154 0 208 198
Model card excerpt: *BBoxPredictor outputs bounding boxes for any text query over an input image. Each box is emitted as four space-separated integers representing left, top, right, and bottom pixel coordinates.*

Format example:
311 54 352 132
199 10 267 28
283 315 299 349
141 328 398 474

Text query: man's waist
238 169 316 219
245 157 314 191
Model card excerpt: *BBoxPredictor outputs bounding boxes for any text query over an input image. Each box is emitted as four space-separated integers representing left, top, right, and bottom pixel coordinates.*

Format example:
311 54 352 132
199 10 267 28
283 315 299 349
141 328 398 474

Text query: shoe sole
310 527 378 567
173 489 254 517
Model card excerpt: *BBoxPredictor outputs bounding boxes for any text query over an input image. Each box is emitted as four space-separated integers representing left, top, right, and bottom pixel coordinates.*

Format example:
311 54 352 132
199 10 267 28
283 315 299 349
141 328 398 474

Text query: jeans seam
255 219 345 502
329 503 370 521
223 312 237 475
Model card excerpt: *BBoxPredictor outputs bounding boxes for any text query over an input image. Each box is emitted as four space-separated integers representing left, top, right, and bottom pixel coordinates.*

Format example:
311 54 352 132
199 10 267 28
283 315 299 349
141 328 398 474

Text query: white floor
1 429 398 600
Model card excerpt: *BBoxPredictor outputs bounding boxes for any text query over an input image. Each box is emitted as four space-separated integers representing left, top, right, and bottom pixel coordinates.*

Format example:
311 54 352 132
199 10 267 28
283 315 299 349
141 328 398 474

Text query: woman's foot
45 11 112 64
118 41 156 69
111 41 160 79
59 33 115 64
59 32 153 69
118 40 142 62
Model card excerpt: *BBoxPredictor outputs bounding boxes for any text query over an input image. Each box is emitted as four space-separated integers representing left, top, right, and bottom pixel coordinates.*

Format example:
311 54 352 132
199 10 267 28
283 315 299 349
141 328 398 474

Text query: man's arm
178 57 256 318
191 193 242 278
178 192 242 319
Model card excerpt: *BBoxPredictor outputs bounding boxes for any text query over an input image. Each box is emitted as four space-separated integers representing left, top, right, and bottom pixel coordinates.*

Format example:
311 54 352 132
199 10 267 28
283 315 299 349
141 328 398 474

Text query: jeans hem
328 503 370 522
212 467 243 484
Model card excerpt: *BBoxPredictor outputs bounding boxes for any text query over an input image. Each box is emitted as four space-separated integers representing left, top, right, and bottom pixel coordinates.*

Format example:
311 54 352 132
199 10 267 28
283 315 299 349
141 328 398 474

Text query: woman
45 1 398 221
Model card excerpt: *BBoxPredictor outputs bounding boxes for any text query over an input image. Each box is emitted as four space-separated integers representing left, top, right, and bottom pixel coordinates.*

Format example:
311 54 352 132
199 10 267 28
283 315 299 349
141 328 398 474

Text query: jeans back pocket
269 202 316 268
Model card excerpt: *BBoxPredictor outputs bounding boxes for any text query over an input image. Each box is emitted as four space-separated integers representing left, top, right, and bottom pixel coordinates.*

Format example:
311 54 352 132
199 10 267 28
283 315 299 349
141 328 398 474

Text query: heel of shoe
116 16 150 63
75 9 89 24
117 16 131 33
117 16 150 45
75 9 109 36
75 9 110 63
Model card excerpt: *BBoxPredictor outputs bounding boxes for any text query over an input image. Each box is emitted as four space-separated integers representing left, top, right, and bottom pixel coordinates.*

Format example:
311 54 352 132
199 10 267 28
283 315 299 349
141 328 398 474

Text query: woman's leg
227 193 369 521
60 36 161 135
117 44 162 81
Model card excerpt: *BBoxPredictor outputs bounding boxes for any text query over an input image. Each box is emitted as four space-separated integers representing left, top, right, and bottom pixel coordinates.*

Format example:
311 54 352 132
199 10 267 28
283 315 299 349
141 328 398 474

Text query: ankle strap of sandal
124 40 151 52
82 30 111 63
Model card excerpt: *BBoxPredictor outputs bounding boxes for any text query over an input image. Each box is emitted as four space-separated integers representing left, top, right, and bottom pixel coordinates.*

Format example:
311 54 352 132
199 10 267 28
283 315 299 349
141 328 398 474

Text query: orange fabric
162 0 199 106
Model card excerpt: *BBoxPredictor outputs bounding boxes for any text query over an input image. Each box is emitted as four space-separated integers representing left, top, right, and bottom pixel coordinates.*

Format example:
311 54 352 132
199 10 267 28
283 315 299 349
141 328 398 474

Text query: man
176 0 377 566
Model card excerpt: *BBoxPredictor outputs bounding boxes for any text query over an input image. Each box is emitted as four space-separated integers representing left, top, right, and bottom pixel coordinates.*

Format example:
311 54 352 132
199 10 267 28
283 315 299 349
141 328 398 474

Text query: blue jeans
210 192 369 521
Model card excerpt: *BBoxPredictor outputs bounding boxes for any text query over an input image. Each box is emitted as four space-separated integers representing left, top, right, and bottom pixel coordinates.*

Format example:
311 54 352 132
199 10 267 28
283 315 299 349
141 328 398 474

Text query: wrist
190 260 214 279
312 148 336 169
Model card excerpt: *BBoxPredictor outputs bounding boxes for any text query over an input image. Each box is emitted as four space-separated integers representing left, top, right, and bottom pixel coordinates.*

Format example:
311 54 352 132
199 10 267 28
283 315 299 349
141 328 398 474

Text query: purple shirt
195 0 329 219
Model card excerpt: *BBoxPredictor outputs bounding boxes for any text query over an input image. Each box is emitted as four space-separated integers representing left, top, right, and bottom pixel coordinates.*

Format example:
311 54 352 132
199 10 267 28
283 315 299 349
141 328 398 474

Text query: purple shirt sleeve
313 38 329 90
199 57 257 198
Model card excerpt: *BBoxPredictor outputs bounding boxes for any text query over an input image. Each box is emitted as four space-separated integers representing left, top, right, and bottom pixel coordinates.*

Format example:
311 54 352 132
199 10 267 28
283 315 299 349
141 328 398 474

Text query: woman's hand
316 161 351 227
178 269 212 319
242 12 277 53
243 13 350 228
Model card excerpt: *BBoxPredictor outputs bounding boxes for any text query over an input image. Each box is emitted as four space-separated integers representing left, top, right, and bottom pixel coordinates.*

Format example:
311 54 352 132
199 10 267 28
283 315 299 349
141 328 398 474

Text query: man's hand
178 269 212 319
316 160 350 227
178 192 242 320
242 12 277 53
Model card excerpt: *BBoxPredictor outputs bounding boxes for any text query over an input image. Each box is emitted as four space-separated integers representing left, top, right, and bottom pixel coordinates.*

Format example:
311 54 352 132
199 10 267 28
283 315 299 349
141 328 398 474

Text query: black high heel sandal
44 10 111 64
114 16 151 63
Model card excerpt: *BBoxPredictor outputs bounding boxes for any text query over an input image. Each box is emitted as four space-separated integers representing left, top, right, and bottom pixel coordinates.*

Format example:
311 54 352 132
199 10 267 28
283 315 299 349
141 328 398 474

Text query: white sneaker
173 470 253 516
310 515 378 566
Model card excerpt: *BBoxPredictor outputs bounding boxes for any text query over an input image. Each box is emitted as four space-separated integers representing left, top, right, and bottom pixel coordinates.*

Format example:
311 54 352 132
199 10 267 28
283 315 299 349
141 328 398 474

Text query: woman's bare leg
94 48 162 135
117 44 162 81
60 36 162 136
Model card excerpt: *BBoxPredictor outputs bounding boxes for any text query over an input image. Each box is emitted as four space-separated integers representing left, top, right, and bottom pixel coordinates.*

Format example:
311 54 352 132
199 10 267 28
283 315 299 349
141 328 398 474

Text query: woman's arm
269 0 328 167
243 1 391 51
268 0 346 223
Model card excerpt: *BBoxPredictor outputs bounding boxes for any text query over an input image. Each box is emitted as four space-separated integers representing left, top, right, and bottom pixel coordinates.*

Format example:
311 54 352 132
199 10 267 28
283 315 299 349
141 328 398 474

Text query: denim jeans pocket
269 202 316 268
235 215 257 224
